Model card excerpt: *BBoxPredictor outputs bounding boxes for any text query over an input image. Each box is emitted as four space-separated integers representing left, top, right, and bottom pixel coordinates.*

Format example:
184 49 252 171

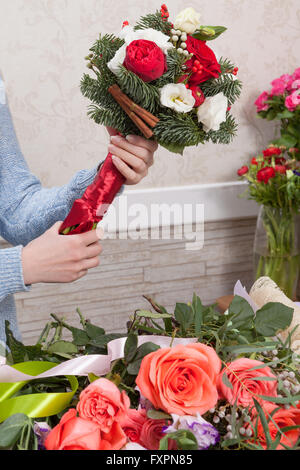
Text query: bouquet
255 67 300 154
59 5 242 235
1 277 300 451
237 145 300 299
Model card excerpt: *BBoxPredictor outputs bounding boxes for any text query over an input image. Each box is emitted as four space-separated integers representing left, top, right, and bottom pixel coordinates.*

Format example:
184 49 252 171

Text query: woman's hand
107 128 158 185
22 222 103 285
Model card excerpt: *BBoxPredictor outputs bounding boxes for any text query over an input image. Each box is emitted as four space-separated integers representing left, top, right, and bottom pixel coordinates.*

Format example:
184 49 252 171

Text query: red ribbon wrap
59 153 125 235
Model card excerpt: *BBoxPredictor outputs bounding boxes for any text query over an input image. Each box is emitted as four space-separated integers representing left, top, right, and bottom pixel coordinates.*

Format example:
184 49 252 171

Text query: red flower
124 39 167 82
189 85 205 107
263 148 282 158
251 157 258 165
237 166 249 176
184 36 221 85
257 167 276 184
275 164 287 174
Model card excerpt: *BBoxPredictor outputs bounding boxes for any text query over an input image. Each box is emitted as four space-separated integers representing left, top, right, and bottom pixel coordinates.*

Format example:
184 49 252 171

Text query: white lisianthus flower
174 7 201 34
122 442 147 450
107 27 173 76
197 93 228 132
160 83 195 113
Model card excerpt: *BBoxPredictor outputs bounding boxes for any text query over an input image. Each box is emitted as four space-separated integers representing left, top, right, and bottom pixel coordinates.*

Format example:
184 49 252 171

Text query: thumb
50 221 64 234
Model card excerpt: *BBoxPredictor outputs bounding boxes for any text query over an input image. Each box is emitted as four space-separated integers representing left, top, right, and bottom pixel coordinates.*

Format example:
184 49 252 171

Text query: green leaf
159 140 185 155
147 409 172 420
253 398 273 449
47 341 78 355
273 133 297 148
221 371 233 389
254 302 293 337
124 333 138 364
192 293 203 336
223 341 278 355
276 110 294 119
89 333 126 348
174 303 194 334
0 414 29 449
136 310 172 320
127 342 160 375
159 430 198 450
85 322 105 340
229 295 255 329
65 326 90 346
193 25 227 41
258 393 300 405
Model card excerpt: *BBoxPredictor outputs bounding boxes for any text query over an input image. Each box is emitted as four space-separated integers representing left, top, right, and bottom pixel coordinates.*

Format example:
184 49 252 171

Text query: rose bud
189 85 205 107
237 166 249 176
257 167 276 184
124 39 167 82
275 164 287 174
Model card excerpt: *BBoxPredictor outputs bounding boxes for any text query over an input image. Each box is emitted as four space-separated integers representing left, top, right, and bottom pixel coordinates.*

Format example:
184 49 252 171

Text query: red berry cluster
232 67 239 76
192 60 204 77
122 21 129 28
160 4 169 21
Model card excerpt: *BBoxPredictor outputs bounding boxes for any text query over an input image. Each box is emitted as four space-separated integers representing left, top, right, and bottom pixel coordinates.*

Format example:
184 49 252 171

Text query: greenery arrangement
1 288 300 451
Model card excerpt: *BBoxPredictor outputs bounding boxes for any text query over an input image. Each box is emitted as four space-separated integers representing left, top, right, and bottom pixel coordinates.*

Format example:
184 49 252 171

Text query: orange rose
76 378 130 432
135 343 221 416
218 359 278 408
44 409 127 450
250 403 300 450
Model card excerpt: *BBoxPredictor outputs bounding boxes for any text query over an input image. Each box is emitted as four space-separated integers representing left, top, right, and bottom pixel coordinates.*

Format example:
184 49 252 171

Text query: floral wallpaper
0 0 299 189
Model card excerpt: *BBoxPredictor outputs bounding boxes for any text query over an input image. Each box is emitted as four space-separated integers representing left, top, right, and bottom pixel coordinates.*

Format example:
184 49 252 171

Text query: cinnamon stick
121 101 154 139
108 84 159 130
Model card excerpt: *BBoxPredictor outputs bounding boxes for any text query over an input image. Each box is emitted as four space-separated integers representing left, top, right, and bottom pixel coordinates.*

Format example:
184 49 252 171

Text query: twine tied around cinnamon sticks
108 84 159 139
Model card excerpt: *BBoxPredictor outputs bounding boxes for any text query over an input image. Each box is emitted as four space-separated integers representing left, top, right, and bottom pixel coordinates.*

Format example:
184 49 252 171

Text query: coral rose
249 403 300 450
45 409 127 450
136 343 221 416
76 378 130 432
218 358 278 408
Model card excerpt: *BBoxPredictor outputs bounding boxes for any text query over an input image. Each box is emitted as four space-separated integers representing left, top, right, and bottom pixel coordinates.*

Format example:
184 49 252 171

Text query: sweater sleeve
0 246 30 302
0 76 99 246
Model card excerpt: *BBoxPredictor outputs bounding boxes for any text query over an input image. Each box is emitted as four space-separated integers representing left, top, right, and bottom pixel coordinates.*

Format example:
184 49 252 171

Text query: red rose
124 39 167 82
251 158 258 165
257 167 276 184
189 85 205 107
263 148 282 157
184 36 221 85
237 166 249 176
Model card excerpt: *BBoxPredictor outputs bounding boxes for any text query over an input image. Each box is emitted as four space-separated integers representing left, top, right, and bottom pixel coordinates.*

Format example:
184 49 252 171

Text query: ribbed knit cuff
0 246 31 299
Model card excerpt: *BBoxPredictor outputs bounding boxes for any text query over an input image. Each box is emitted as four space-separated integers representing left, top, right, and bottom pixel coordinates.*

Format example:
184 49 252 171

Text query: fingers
73 228 103 246
111 155 140 184
126 135 158 153
109 144 148 174
109 135 154 167
85 241 103 259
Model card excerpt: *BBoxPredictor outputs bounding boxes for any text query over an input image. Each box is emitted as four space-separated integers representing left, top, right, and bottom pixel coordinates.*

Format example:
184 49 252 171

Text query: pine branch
154 112 206 147
115 66 161 114
153 49 186 88
201 73 242 105
134 11 172 35
80 74 117 110
89 34 125 63
87 104 139 136
205 114 238 144
219 57 236 74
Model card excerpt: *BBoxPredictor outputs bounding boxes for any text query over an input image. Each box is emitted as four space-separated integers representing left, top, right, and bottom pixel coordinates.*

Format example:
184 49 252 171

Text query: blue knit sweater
0 74 98 347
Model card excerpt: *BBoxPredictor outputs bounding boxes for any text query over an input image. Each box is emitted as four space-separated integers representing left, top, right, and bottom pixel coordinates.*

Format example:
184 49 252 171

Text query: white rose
160 83 195 113
107 27 173 76
174 7 201 34
197 93 228 132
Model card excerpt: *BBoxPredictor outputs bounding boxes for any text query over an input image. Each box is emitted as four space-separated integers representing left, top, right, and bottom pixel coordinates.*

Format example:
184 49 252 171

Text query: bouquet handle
59 153 125 235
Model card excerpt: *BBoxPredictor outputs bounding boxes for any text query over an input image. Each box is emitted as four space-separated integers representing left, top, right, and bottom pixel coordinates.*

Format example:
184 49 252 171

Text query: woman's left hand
107 131 158 185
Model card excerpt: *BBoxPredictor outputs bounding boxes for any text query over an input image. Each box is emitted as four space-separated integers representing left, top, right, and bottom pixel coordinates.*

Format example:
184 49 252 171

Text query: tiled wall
3 217 257 345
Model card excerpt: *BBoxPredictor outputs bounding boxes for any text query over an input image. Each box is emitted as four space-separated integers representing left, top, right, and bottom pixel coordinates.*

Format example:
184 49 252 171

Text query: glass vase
254 206 300 300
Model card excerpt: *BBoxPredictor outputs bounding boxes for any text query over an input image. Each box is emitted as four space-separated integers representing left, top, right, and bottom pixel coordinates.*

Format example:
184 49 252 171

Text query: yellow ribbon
0 362 78 423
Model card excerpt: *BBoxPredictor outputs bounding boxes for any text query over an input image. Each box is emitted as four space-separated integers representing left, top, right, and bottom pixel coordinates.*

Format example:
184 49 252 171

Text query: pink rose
255 91 269 112
139 418 176 450
285 90 300 111
292 67 300 81
290 79 300 90
218 358 278 408
77 378 130 432
45 409 127 450
121 408 147 443
270 74 291 96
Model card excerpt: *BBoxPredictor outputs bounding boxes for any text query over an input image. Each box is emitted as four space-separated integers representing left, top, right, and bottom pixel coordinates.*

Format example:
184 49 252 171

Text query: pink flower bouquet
255 68 300 153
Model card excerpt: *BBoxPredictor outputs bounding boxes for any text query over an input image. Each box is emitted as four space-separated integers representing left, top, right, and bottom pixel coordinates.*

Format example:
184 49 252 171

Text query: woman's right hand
22 222 103 285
